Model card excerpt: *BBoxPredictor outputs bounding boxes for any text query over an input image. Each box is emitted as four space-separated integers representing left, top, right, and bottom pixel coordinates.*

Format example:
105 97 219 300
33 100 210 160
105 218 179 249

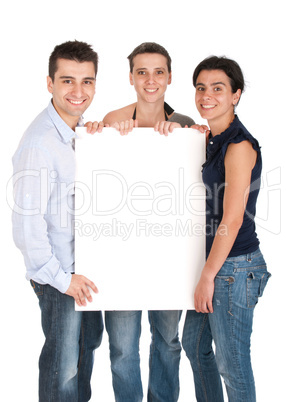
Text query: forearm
203 219 242 279
194 220 241 313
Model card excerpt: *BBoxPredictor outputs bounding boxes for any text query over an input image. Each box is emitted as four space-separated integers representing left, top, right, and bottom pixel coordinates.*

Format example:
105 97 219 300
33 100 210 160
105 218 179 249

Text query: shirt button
210 141 213 144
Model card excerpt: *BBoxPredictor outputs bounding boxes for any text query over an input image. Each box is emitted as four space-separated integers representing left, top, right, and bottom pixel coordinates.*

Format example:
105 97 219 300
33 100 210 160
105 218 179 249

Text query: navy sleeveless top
202 116 261 257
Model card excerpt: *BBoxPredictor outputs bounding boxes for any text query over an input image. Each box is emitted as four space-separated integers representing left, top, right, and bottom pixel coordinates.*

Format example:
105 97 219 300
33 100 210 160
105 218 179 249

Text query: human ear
47 76 53 94
233 89 241 105
168 71 172 85
129 72 134 86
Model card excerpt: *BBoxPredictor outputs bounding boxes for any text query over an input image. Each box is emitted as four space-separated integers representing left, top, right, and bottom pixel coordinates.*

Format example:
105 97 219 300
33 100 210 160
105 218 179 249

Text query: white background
1 0 285 400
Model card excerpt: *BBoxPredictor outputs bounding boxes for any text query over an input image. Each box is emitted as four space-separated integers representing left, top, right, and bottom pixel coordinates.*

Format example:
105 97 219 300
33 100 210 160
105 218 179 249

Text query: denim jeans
183 248 270 402
148 310 182 401
208 248 271 402
31 281 103 402
105 310 182 402
182 310 224 402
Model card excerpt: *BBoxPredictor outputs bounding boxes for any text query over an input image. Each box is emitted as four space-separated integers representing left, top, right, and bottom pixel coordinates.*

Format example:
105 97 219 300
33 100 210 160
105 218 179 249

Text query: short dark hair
192 56 245 94
48 40 98 81
127 42 172 73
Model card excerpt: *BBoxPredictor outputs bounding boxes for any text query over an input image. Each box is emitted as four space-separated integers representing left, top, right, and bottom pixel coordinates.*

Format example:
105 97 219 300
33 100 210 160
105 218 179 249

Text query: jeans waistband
225 247 262 262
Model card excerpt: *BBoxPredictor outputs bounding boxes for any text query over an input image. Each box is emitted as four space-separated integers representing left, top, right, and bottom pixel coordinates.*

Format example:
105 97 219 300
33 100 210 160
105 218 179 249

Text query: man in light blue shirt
12 40 104 402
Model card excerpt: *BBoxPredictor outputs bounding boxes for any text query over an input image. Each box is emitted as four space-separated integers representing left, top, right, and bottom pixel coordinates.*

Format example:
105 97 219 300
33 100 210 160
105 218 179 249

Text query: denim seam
228 277 234 316
228 306 248 395
77 318 85 375
234 265 267 273
225 248 261 262
247 276 256 308
227 269 244 389
196 314 209 402
229 310 245 391
148 312 156 402
52 288 59 401
228 275 252 397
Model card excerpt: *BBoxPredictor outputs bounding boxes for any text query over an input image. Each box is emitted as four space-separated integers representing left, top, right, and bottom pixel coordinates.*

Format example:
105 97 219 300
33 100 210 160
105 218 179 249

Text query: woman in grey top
103 42 195 135
100 42 222 402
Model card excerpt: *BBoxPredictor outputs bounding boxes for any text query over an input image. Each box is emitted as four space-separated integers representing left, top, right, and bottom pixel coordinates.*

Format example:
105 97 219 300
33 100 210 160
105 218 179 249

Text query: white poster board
74 128 205 310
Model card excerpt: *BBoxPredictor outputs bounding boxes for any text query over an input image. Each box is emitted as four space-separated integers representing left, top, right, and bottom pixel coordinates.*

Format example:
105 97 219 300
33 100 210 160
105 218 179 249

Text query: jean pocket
213 275 235 311
30 280 44 296
215 275 235 289
247 270 271 308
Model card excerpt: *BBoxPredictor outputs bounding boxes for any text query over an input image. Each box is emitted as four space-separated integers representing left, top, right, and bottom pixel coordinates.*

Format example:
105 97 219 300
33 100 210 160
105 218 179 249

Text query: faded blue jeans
183 248 271 402
31 281 103 402
105 310 182 402
182 311 224 402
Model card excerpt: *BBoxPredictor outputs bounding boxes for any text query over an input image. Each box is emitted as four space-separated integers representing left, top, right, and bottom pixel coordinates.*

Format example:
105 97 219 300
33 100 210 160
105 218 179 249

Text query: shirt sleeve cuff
28 257 73 294
51 270 72 294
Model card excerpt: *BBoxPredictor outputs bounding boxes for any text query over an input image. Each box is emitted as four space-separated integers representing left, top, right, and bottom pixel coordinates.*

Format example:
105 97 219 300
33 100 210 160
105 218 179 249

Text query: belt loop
247 253 252 262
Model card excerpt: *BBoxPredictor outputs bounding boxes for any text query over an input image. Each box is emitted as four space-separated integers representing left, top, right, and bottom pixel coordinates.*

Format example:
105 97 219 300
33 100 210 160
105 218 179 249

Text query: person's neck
209 114 235 137
52 100 78 131
69 120 78 131
63 115 79 131
135 98 166 127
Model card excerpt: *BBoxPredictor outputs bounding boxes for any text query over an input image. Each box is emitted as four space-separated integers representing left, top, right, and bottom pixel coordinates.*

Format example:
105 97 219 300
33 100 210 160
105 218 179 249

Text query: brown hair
127 42 172 73
48 40 98 81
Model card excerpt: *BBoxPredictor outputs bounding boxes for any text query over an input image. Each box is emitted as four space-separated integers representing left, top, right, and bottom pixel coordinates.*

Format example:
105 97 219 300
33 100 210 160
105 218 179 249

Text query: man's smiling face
47 58 96 129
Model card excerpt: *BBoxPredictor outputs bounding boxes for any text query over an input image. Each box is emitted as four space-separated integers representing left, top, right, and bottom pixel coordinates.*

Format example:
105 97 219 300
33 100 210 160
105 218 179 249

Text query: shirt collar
207 115 239 154
202 116 239 169
47 100 83 143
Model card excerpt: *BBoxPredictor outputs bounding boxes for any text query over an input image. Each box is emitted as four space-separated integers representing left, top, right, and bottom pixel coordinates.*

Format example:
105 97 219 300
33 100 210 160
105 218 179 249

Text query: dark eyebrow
212 81 226 86
135 67 166 71
59 75 95 81
195 81 226 87
60 76 74 79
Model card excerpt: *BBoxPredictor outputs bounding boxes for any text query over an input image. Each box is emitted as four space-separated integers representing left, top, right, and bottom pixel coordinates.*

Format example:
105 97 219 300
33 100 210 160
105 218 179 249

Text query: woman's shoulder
103 103 136 124
224 117 260 153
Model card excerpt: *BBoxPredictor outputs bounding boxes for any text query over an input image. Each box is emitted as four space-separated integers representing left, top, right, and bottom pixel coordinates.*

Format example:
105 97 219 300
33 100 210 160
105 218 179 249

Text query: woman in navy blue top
182 56 271 402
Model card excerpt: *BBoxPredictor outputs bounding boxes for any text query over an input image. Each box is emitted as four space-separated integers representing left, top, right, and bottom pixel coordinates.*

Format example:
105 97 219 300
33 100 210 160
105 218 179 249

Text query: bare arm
194 140 257 313
103 109 131 125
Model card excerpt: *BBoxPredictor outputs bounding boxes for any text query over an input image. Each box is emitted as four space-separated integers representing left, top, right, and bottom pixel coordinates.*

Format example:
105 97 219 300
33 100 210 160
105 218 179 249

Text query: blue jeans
105 310 182 402
183 248 271 402
208 248 271 402
31 281 103 402
182 311 224 402
148 310 182 401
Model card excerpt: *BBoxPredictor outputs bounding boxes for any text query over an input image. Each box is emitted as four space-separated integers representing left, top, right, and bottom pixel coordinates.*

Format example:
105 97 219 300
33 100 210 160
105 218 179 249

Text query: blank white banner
74 128 205 310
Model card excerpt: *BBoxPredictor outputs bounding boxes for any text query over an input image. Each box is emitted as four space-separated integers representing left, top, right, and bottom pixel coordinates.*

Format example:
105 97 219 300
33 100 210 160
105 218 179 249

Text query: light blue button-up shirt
12 101 82 293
